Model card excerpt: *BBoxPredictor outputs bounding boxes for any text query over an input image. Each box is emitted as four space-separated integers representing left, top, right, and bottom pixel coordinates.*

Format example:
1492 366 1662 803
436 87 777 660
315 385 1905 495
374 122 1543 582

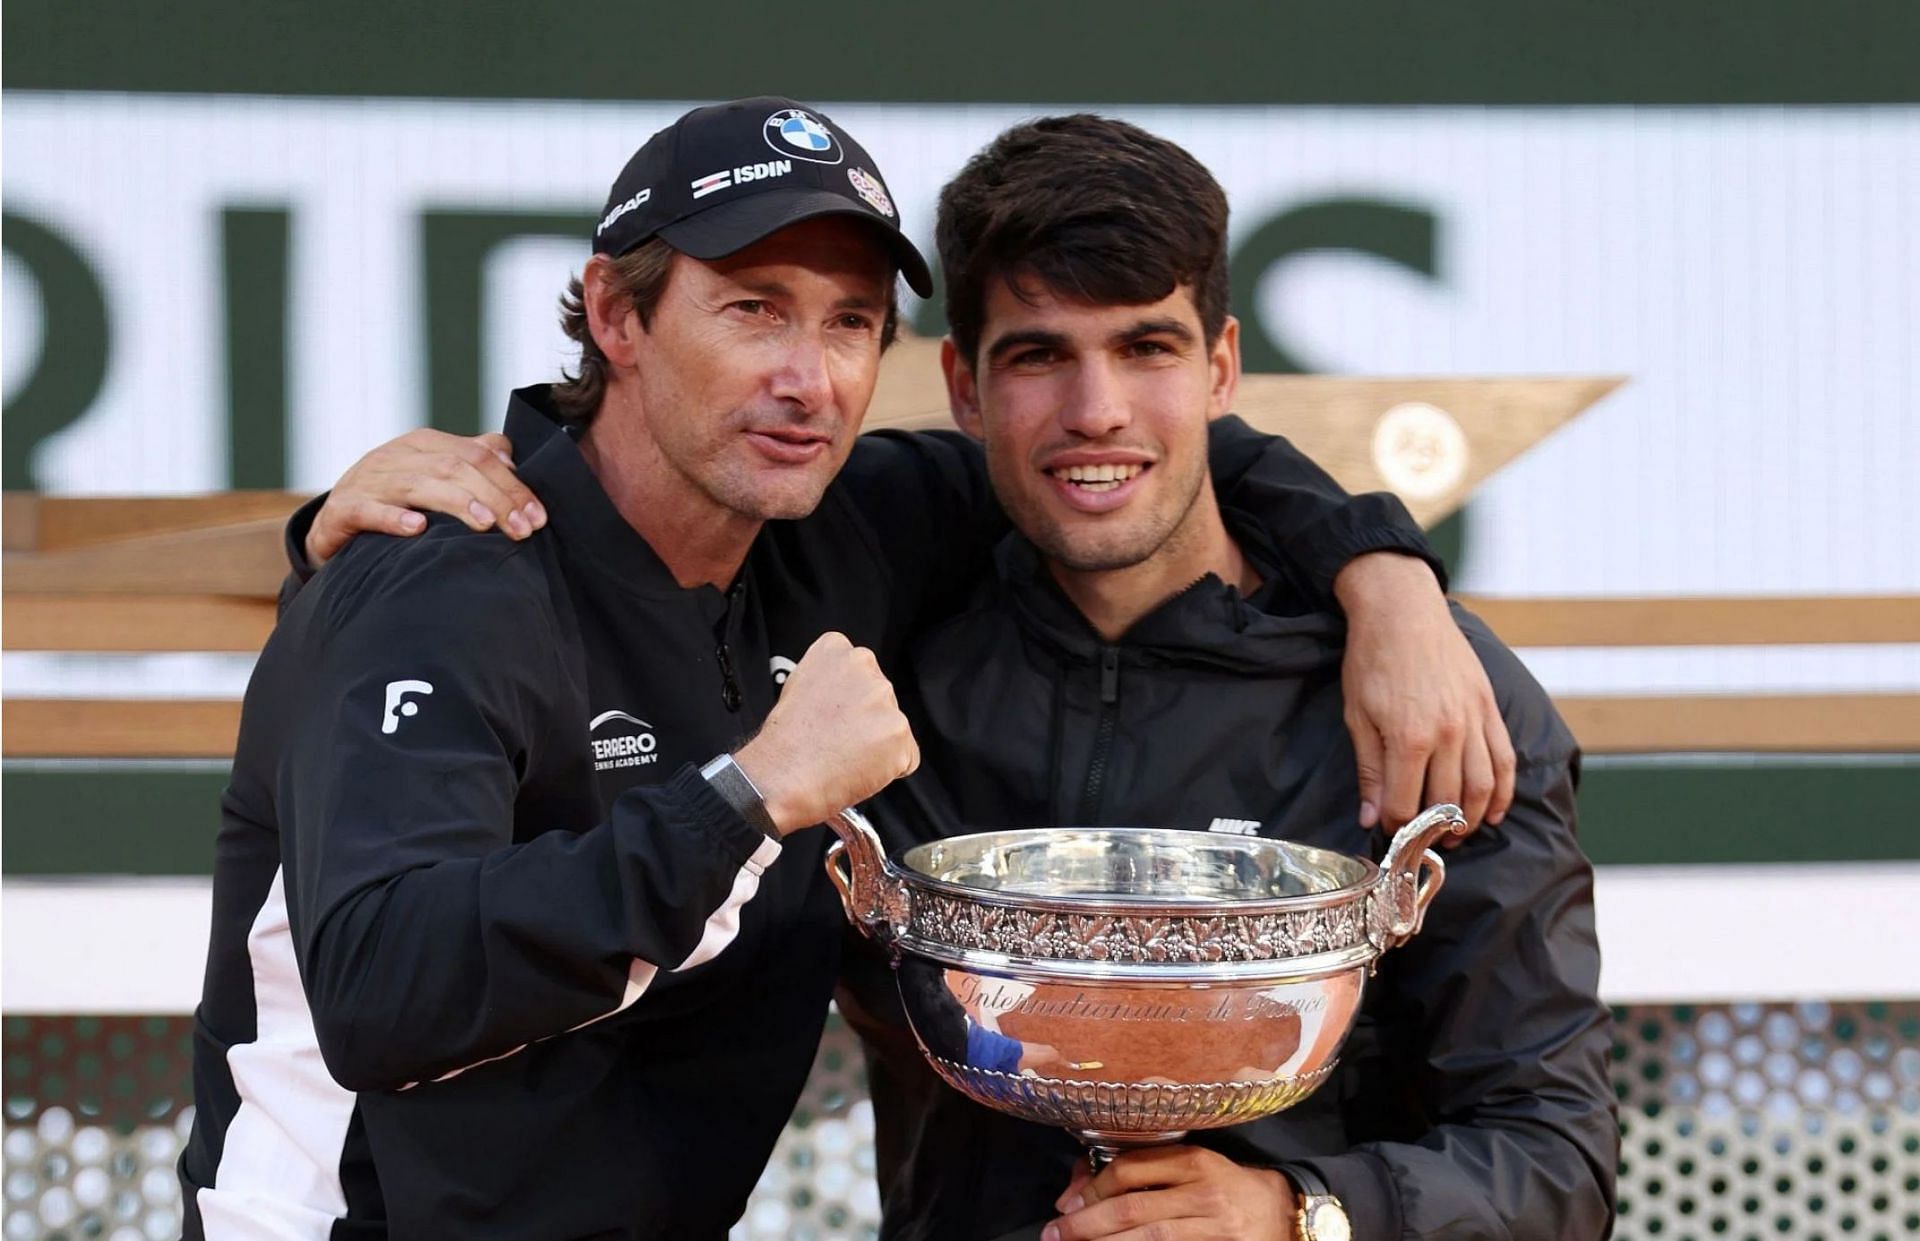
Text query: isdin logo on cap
763 107 843 165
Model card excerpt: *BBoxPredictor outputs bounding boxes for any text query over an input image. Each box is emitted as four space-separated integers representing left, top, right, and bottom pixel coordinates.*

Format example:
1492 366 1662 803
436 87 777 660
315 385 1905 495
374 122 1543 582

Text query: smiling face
590 215 893 524
945 275 1240 574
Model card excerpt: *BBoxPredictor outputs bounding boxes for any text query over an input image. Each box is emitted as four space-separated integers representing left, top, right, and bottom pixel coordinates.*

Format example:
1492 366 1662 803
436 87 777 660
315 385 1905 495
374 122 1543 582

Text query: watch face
1305 1200 1353 1241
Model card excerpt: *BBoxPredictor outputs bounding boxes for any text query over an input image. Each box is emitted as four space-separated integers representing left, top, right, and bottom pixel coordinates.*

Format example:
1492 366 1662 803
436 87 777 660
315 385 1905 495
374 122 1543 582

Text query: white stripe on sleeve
417 833 782 1086
199 868 355 1239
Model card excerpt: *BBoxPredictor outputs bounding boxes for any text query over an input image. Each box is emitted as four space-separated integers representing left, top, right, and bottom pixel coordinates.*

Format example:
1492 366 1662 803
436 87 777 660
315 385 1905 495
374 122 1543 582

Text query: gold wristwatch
1285 1166 1351 1241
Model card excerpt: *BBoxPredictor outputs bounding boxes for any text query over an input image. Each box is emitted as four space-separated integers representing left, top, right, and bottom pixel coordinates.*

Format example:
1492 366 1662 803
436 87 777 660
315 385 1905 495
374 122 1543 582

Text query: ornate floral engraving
907 890 1369 962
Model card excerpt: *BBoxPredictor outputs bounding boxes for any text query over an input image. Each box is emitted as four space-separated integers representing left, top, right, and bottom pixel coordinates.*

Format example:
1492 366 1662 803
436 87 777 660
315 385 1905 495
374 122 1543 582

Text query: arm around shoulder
831 429 1005 649
1209 414 1446 601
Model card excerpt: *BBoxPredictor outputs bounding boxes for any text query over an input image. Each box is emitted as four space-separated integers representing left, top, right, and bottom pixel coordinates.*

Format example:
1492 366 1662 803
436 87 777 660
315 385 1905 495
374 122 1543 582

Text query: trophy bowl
824 804 1468 1164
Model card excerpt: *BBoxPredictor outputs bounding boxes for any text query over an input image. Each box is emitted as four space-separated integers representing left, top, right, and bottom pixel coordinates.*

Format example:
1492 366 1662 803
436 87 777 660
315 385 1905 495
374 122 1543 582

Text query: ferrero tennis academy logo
589 709 659 772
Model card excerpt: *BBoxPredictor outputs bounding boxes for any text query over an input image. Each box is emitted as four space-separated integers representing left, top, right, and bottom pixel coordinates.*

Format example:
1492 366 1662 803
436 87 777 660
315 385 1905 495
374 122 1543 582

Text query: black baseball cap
593 96 933 298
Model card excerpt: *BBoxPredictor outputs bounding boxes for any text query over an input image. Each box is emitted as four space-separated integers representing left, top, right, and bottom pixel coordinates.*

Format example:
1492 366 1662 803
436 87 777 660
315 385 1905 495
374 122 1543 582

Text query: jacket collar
991 512 1346 675
504 385 732 615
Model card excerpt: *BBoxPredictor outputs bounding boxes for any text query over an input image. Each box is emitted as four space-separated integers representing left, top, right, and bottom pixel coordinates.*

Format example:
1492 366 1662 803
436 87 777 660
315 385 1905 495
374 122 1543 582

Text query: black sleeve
275 493 328 617
831 428 1007 660
1208 414 1448 601
1284 617 1617 1240
274 541 780 1093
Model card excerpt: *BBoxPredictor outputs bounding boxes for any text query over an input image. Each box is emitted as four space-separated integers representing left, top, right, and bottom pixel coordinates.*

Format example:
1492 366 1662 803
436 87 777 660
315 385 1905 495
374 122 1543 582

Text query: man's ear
941 337 986 441
1206 315 1242 422
582 254 645 369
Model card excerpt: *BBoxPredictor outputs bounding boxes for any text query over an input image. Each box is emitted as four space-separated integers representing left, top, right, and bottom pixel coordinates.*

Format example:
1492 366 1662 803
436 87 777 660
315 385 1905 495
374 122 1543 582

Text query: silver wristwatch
699 753 780 841
1285 1166 1351 1241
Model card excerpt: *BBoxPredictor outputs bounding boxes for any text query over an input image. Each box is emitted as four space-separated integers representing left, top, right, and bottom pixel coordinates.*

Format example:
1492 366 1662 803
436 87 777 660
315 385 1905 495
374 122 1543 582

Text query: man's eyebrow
984 328 1072 363
1112 316 1195 346
727 279 881 312
733 278 792 299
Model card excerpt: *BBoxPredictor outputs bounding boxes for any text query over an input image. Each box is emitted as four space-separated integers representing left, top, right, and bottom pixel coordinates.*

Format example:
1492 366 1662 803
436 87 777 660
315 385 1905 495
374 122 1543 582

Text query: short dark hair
553 234 904 425
552 238 678 425
936 114 1231 366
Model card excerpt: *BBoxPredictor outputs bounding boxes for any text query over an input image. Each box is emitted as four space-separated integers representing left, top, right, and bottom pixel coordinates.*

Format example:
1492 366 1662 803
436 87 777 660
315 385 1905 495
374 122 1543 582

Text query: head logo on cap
846 168 895 219
764 108 843 165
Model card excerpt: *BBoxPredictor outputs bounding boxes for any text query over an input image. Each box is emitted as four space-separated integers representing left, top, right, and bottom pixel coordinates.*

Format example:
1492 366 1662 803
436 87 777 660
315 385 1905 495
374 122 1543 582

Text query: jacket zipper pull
1099 646 1120 705
716 580 747 712
716 642 742 712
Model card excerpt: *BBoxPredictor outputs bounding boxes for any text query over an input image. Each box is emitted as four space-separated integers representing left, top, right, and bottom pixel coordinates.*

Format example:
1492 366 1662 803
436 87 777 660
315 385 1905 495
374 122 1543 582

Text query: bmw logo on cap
764 107 843 165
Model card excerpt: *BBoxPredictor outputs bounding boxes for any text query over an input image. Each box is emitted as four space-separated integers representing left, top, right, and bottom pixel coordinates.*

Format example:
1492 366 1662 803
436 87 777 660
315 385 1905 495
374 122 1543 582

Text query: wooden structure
5 374 1918 759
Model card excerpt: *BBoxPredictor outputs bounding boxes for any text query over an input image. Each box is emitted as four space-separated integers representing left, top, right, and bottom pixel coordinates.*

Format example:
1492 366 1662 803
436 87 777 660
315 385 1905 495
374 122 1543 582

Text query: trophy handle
825 806 909 946
1367 803 1469 953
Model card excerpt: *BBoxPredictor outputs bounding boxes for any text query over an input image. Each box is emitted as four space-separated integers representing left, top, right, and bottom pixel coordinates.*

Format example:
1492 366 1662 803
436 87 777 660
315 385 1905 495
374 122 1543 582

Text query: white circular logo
763 108 843 165
1370 402 1470 501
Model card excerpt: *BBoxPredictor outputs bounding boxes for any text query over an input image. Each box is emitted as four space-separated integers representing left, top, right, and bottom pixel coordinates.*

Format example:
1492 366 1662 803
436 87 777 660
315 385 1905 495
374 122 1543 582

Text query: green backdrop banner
6 0 1919 104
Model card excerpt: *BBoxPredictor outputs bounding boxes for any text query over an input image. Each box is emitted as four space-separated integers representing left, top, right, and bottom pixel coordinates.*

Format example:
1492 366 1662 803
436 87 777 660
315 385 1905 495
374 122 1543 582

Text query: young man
188 99 1488 1239
842 115 1617 1241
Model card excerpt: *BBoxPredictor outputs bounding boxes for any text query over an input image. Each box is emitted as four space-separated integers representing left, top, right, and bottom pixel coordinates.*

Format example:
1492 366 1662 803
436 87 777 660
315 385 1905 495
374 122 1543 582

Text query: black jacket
182 389 1440 1239
846 518 1618 1241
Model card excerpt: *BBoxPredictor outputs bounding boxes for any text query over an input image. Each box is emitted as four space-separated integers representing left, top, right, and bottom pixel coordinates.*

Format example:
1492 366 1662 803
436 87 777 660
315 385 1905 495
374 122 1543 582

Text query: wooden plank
1460 594 1920 648
2 700 242 759
6 695 1914 761
1561 694 1920 754
3 492 307 551
1226 375 1623 528
1 591 1910 655
3 517 288 596
867 334 952 429
2 595 278 652
2 495 41 552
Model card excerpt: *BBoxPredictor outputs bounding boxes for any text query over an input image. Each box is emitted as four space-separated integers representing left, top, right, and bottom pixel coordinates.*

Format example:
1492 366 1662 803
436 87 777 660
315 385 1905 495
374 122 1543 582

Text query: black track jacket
846 520 1619 1241
180 388 1439 1239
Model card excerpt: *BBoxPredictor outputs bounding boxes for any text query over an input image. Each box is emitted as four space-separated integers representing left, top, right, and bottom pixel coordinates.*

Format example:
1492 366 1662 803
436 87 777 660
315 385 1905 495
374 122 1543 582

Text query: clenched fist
732 633 918 836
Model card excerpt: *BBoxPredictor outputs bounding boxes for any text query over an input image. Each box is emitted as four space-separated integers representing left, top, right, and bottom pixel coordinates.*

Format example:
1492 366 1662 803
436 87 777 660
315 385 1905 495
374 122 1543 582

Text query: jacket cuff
647 763 783 875
284 491 328 585
1278 1152 1401 1241
1293 492 1448 601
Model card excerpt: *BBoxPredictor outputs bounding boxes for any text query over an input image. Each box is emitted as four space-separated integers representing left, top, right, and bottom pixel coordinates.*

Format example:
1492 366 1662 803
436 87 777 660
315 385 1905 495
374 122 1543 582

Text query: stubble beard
1013 453 1211 574
655 400 840 524
693 454 832 523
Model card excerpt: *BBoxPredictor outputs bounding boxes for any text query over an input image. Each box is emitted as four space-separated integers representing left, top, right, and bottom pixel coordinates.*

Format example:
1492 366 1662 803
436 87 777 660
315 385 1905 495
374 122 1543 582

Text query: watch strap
699 753 780 841
1282 1165 1349 1241
1285 1166 1333 1199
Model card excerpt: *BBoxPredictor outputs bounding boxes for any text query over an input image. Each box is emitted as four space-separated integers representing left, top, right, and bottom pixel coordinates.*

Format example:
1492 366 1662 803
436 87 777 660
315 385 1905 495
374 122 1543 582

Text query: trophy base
1072 1128 1191 1171
926 1054 1337 1137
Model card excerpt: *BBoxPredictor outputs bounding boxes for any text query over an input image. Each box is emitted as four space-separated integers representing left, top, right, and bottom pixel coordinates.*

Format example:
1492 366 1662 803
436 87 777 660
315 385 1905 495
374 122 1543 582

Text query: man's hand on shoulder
1045 1146 1295 1241
1335 551 1516 836
305 429 548 567
733 632 920 836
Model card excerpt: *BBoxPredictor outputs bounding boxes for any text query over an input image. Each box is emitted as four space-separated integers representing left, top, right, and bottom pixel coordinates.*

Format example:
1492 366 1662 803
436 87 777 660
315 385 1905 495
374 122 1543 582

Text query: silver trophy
824 804 1468 1166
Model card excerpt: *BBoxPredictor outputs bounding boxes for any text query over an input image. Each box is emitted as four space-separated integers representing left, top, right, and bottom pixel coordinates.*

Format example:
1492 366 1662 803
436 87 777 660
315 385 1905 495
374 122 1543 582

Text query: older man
185 98 1492 1240
181 97 946 1240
